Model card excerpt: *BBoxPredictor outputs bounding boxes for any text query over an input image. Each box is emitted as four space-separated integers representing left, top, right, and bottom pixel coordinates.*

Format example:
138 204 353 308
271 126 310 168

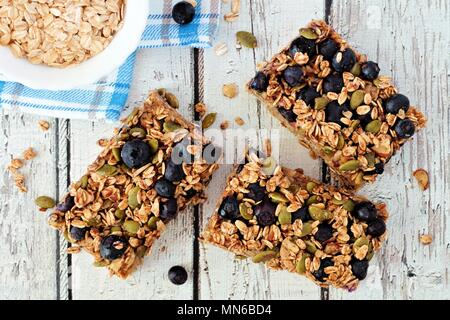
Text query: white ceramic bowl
0 1 149 90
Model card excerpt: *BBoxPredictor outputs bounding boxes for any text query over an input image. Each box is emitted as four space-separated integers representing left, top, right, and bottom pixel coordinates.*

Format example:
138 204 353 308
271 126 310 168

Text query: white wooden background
0 0 449 300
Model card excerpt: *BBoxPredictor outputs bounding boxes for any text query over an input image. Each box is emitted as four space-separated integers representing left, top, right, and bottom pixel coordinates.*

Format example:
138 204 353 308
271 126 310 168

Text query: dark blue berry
56 195 75 212
313 257 334 282
325 101 351 126
155 178 176 198
254 199 276 226
353 201 377 222
168 265 188 285
160 198 178 220
283 66 304 87
291 206 310 222
351 259 369 280
323 73 344 93
384 94 410 114
219 196 240 220
319 39 339 60
297 86 320 106
277 107 297 122
172 1 195 25
394 118 415 139
366 218 386 237
360 61 380 80
249 72 269 92
184 188 197 199
332 49 356 72
70 226 88 241
358 108 373 127
121 139 152 169
314 224 334 243
164 159 185 182
288 37 316 58
364 162 385 176
246 183 266 202
100 235 128 260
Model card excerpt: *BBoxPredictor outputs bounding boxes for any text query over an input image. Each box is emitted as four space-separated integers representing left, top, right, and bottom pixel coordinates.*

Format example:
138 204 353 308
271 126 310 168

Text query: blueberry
168 265 188 285
283 66 304 87
351 259 369 280
319 39 339 60
296 86 320 106
313 257 334 282
325 101 351 126
322 73 344 93
277 107 297 122
358 108 373 127
70 226 88 241
360 61 380 80
288 37 316 58
364 162 385 176
384 94 410 114
160 198 178 220
184 188 197 199
314 224 334 243
218 196 240 220
236 164 244 174
254 199 277 226
353 201 378 222
291 206 311 222
203 143 221 164
100 235 128 260
332 49 356 72
394 118 415 139
366 218 386 237
250 72 269 92
155 178 176 198
121 139 152 169
164 159 185 182
56 195 75 212
172 1 195 25
246 183 266 202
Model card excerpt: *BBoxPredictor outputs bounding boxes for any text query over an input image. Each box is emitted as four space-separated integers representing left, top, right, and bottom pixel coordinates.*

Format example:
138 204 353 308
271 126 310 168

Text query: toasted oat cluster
49 91 219 278
247 20 426 189
201 150 389 290
0 0 125 67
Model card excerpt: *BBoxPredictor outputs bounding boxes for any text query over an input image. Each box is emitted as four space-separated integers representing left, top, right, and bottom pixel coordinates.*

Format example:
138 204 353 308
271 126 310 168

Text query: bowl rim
0 1 149 90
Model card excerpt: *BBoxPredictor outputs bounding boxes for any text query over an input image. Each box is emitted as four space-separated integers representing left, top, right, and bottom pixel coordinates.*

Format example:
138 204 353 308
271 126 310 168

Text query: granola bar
201 150 389 290
49 91 219 278
247 20 426 189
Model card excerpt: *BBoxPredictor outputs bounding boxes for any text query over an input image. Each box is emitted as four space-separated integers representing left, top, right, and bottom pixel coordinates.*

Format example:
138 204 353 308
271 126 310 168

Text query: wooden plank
328 0 450 299
69 48 196 300
198 0 324 299
0 112 59 299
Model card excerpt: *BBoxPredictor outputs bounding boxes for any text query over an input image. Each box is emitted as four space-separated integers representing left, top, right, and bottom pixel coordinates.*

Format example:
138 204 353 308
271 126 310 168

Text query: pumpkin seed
123 220 140 235
278 205 292 225
157 88 167 96
102 199 113 209
86 218 101 227
339 160 360 172
343 199 355 212
93 260 109 267
332 198 346 205
112 148 121 162
251 250 277 263
314 97 329 110
236 31 257 48
148 138 159 154
350 119 360 131
353 237 369 252
35 196 56 209
80 175 88 188
96 164 118 176
110 226 122 233
350 90 365 109
306 181 317 193
337 133 345 150
163 121 182 133
305 240 317 254
299 222 313 237
239 203 252 220
295 253 310 274
148 216 160 230
114 208 125 220
63 230 71 242
118 133 129 141
365 152 375 168
306 195 319 205
128 186 140 209
136 246 148 258
269 192 288 203
350 63 361 76
151 153 159 164
165 92 179 109
365 119 382 134
322 146 334 155
202 112 217 130
366 242 375 260
129 127 146 138
261 156 277 176
308 206 332 221
299 28 318 40
355 172 364 185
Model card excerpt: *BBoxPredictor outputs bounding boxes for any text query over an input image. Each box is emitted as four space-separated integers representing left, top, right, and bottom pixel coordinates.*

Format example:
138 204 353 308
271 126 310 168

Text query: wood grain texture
198 0 323 300
69 48 196 300
328 0 450 299
0 112 59 299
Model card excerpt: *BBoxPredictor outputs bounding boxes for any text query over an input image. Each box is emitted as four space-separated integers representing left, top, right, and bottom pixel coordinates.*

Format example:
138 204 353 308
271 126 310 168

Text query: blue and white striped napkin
0 0 220 122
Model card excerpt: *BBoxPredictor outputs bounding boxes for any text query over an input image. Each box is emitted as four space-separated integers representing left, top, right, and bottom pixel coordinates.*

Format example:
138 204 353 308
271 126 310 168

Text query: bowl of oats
0 0 149 90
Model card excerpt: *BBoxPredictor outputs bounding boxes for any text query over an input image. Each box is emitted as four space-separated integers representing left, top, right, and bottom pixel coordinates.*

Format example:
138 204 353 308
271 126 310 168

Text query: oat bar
49 91 219 278
201 150 388 290
247 20 426 189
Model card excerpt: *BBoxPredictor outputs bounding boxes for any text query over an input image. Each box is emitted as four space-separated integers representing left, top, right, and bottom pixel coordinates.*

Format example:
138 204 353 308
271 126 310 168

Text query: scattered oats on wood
234 117 245 126
420 234 432 245
222 83 239 98
214 42 228 56
38 120 50 131
413 169 430 191
23 147 37 160
13 172 27 193
8 158 24 170
224 0 240 22
67 246 81 254
220 120 229 130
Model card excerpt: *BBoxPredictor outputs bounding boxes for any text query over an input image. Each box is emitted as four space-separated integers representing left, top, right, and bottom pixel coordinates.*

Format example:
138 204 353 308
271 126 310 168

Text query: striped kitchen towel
0 0 221 122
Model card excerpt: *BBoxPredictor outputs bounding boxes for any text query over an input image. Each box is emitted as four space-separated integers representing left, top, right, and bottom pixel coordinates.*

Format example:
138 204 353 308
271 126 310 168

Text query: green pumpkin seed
96 164 118 176
128 186 141 209
63 230 71 242
314 97 329 110
365 152 375 168
355 172 364 186
350 90 365 109
239 203 252 220
129 127 146 138
337 133 345 150
165 92 179 109
306 181 317 193
343 199 355 212
236 31 257 48
114 208 125 220
299 222 313 237
102 199 113 209
306 195 319 205
80 175 88 188
299 28 318 40
350 63 361 76
202 112 217 130
148 216 160 230
136 246 148 258
269 192 288 203
251 250 277 263
295 253 310 274
118 133 129 141
35 196 56 209
350 119 360 131
123 220 140 234
366 242 375 260
148 138 159 154
163 121 182 133
262 157 277 176
308 206 332 221
151 153 159 164
278 205 292 225
110 226 122 233
339 160 360 172
322 146 334 155
305 240 317 254
373 78 382 87
332 198 346 205
112 148 121 162
365 119 382 134
157 88 167 97
353 237 369 253
93 260 109 267
86 218 101 227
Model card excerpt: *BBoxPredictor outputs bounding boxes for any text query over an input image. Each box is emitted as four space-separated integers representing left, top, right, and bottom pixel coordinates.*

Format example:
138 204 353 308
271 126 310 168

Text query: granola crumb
214 42 228 56
223 83 239 98
224 0 240 22
8 158 24 170
234 117 245 126
97 138 108 147
220 120 229 130
38 120 50 132
413 169 430 191
23 147 37 160
420 234 432 245
13 173 27 193
195 102 207 117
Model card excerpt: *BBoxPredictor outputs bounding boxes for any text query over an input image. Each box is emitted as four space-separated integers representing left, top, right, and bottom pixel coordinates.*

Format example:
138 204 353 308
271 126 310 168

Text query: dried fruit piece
223 83 239 98
236 31 257 48
413 169 429 191
202 113 217 130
